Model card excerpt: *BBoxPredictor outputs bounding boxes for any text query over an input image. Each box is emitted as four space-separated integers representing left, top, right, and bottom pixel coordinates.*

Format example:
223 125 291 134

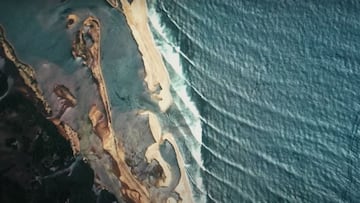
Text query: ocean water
148 0 360 202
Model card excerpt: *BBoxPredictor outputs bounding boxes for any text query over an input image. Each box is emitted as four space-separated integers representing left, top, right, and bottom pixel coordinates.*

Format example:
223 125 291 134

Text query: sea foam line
147 1 206 201
148 12 203 167
147 1 202 164
148 5 202 145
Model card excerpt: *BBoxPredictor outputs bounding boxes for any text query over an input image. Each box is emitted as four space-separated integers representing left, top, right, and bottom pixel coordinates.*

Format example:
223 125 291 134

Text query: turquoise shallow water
0 1 195 202
2 0 360 202
0 0 150 112
150 0 360 202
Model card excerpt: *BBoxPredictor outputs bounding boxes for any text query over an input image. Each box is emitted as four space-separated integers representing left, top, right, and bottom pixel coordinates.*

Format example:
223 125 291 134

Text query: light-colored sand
119 0 173 112
140 111 172 187
116 1 194 202
141 111 194 203
163 133 194 203
80 16 150 202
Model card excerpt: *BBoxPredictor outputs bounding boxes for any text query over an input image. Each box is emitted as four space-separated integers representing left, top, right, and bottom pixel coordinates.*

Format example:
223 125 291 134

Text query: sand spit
163 133 194 203
1 2 195 202
140 111 172 187
72 16 150 202
141 111 194 203
118 0 173 112
115 0 195 202
105 0 195 202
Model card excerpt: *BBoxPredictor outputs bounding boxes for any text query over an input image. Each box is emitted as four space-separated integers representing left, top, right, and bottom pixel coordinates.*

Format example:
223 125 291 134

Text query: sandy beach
0 1 194 202
118 0 194 202
141 111 194 202
140 111 172 187
118 0 173 112
163 133 194 203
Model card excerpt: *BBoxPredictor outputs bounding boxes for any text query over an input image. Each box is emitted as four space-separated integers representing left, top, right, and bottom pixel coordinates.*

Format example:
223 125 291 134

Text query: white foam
148 3 206 201
148 6 202 144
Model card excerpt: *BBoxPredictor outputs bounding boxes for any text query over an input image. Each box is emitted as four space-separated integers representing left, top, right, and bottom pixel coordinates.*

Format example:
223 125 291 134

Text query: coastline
118 0 172 112
0 1 194 202
117 0 194 202
140 110 194 203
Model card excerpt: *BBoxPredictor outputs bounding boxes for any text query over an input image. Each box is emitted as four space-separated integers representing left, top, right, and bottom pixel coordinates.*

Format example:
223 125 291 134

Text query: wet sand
140 111 172 187
118 0 172 112
72 16 151 202
140 110 194 203
0 0 195 201
163 133 194 203
118 0 194 202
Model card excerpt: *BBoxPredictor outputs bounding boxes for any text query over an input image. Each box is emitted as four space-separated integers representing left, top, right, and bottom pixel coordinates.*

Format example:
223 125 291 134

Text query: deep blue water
150 0 360 202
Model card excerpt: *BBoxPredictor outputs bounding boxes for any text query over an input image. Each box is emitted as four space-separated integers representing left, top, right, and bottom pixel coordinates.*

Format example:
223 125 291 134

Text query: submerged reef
0 0 193 202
